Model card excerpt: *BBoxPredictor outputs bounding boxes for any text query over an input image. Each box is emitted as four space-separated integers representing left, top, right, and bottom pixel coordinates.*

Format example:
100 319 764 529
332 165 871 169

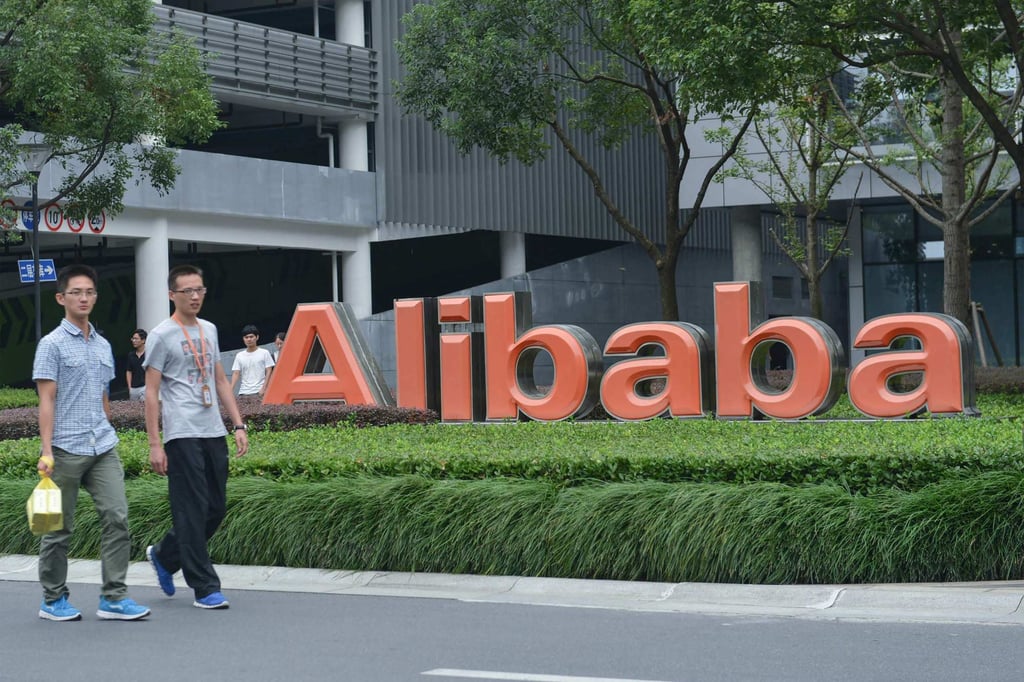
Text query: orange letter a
263 303 394 406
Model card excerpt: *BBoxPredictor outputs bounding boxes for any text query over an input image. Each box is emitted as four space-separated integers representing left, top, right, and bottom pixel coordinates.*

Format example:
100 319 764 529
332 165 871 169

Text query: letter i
438 296 485 421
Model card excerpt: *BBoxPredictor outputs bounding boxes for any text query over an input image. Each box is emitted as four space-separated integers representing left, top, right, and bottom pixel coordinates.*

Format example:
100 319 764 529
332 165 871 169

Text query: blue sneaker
97 596 151 621
193 592 229 609
147 545 175 596
39 595 81 621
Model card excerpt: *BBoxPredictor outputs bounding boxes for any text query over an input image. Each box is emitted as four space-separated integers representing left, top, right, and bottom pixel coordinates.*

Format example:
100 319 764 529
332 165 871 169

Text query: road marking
422 670 675 682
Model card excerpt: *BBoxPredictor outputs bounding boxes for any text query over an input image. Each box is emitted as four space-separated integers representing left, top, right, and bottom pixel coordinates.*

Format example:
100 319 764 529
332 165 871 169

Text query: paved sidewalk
2 553 1023 625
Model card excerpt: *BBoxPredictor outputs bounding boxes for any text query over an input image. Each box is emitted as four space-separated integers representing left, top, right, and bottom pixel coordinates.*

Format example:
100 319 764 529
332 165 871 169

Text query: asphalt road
3 579 1024 682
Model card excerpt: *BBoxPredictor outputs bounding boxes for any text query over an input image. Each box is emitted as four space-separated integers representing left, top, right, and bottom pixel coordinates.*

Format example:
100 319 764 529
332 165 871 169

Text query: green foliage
0 387 37 410
194 416 1024 493
396 0 775 163
0 0 222 217
5 472 1024 584
4 389 1024 585
2 400 1019 496
627 0 811 109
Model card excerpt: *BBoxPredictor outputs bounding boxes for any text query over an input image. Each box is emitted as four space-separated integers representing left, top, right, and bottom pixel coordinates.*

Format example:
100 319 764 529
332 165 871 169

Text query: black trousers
154 437 229 599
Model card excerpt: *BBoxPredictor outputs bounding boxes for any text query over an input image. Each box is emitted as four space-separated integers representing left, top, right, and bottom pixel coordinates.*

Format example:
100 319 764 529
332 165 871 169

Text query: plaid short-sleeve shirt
32 319 118 456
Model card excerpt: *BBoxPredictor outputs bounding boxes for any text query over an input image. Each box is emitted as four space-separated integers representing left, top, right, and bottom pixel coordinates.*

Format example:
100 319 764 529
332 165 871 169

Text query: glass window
862 209 917 263
863 263 918 320
972 260 1015 366
772 276 793 299
921 241 943 260
971 203 1013 259
1013 260 1024 365
915 262 943 313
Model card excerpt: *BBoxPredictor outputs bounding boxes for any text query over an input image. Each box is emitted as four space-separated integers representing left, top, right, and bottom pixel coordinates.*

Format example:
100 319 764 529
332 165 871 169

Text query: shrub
0 398 437 442
0 387 38 410
975 366 1024 394
2 411 1021 493
4 472 1024 584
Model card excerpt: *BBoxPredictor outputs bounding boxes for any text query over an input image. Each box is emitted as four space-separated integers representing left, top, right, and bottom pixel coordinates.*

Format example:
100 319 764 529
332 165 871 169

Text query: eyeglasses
171 287 207 297
61 289 97 298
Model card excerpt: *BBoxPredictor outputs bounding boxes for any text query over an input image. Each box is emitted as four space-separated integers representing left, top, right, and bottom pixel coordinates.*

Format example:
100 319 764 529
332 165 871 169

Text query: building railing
153 5 377 118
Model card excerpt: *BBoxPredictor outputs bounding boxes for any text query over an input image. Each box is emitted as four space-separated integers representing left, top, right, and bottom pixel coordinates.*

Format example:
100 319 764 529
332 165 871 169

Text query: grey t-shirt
144 317 228 443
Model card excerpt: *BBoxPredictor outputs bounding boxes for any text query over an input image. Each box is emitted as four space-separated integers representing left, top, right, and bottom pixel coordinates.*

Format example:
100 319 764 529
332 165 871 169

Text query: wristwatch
233 424 247 432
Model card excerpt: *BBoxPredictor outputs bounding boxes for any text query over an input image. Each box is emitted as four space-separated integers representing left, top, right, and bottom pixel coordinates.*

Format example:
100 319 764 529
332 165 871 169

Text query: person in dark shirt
125 328 147 401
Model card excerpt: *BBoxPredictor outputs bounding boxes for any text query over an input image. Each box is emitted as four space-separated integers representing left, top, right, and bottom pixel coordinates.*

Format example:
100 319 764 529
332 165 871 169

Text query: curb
3 554 1024 625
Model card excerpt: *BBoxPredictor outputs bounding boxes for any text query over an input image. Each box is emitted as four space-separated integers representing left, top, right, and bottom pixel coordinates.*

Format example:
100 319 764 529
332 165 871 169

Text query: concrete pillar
134 217 170 334
336 0 364 45
500 232 526 279
339 122 368 172
336 0 369 173
342 237 372 319
730 205 762 285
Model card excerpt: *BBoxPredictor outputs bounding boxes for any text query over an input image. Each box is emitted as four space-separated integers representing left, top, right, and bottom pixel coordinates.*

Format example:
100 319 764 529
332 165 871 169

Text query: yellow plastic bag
26 476 63 535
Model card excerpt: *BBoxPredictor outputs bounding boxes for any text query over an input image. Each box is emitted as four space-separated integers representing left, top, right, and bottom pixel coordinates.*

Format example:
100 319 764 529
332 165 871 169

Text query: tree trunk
805 160 822 320
656 256 680 321
939 65 971 329
808 276 823 320
805 213 825 320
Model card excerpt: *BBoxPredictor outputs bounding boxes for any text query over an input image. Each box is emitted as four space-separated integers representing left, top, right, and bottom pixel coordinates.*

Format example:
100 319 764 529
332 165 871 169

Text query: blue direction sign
18 259 56 283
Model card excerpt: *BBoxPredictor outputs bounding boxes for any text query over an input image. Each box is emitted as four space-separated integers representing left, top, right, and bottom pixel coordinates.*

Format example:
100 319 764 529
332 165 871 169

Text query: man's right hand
149 445 168 476
37 453 54 477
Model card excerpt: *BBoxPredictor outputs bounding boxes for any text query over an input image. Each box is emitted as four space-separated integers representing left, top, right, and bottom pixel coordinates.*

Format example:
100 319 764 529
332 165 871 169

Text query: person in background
230 324 275 398
144 264 249 610
125 328 147 401
33 264 150 622
272 331 286 363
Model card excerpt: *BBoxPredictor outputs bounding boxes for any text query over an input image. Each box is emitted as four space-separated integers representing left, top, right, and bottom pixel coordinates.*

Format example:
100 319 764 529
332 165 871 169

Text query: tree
395 0 768 320
0 0 221 237
682 0 1018 328
823 0 1024 184
627 0 872 321
806 5 1018 328
726 76 864 320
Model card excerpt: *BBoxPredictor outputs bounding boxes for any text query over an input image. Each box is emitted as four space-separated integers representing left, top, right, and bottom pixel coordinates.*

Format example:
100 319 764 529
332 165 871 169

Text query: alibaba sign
263 282 977 421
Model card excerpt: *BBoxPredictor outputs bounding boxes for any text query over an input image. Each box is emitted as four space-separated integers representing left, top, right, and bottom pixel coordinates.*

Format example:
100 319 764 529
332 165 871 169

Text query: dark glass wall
861 203 1018 365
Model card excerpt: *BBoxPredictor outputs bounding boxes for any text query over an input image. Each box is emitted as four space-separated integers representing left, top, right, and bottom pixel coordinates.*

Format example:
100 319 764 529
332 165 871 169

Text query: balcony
153 4 377 119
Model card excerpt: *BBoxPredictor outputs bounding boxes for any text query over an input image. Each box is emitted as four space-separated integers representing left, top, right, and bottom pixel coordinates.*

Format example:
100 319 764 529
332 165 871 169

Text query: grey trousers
39 447 130 603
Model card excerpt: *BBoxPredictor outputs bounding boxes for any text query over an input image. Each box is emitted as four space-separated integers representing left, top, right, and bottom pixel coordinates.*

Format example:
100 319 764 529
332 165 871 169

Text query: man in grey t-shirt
143 264 248 610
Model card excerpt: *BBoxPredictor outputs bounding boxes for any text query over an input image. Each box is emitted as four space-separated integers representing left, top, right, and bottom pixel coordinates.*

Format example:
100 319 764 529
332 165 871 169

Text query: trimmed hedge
2 365 1022 439
1 411 1022 494
0 388 38 411
3 473 1024 584
0 398 436 441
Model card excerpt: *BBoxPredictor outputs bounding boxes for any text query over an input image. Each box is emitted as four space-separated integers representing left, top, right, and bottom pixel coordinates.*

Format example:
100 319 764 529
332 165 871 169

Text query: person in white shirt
230 325 275 397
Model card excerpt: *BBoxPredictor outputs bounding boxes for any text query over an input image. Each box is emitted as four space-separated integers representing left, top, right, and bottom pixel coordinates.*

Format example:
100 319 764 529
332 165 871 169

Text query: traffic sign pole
32 179 40 342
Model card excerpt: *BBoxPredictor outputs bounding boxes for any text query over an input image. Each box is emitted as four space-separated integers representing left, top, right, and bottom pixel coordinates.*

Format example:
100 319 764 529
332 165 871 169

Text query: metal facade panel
376 0 663 243
682 208 730 251
155 5 377 118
